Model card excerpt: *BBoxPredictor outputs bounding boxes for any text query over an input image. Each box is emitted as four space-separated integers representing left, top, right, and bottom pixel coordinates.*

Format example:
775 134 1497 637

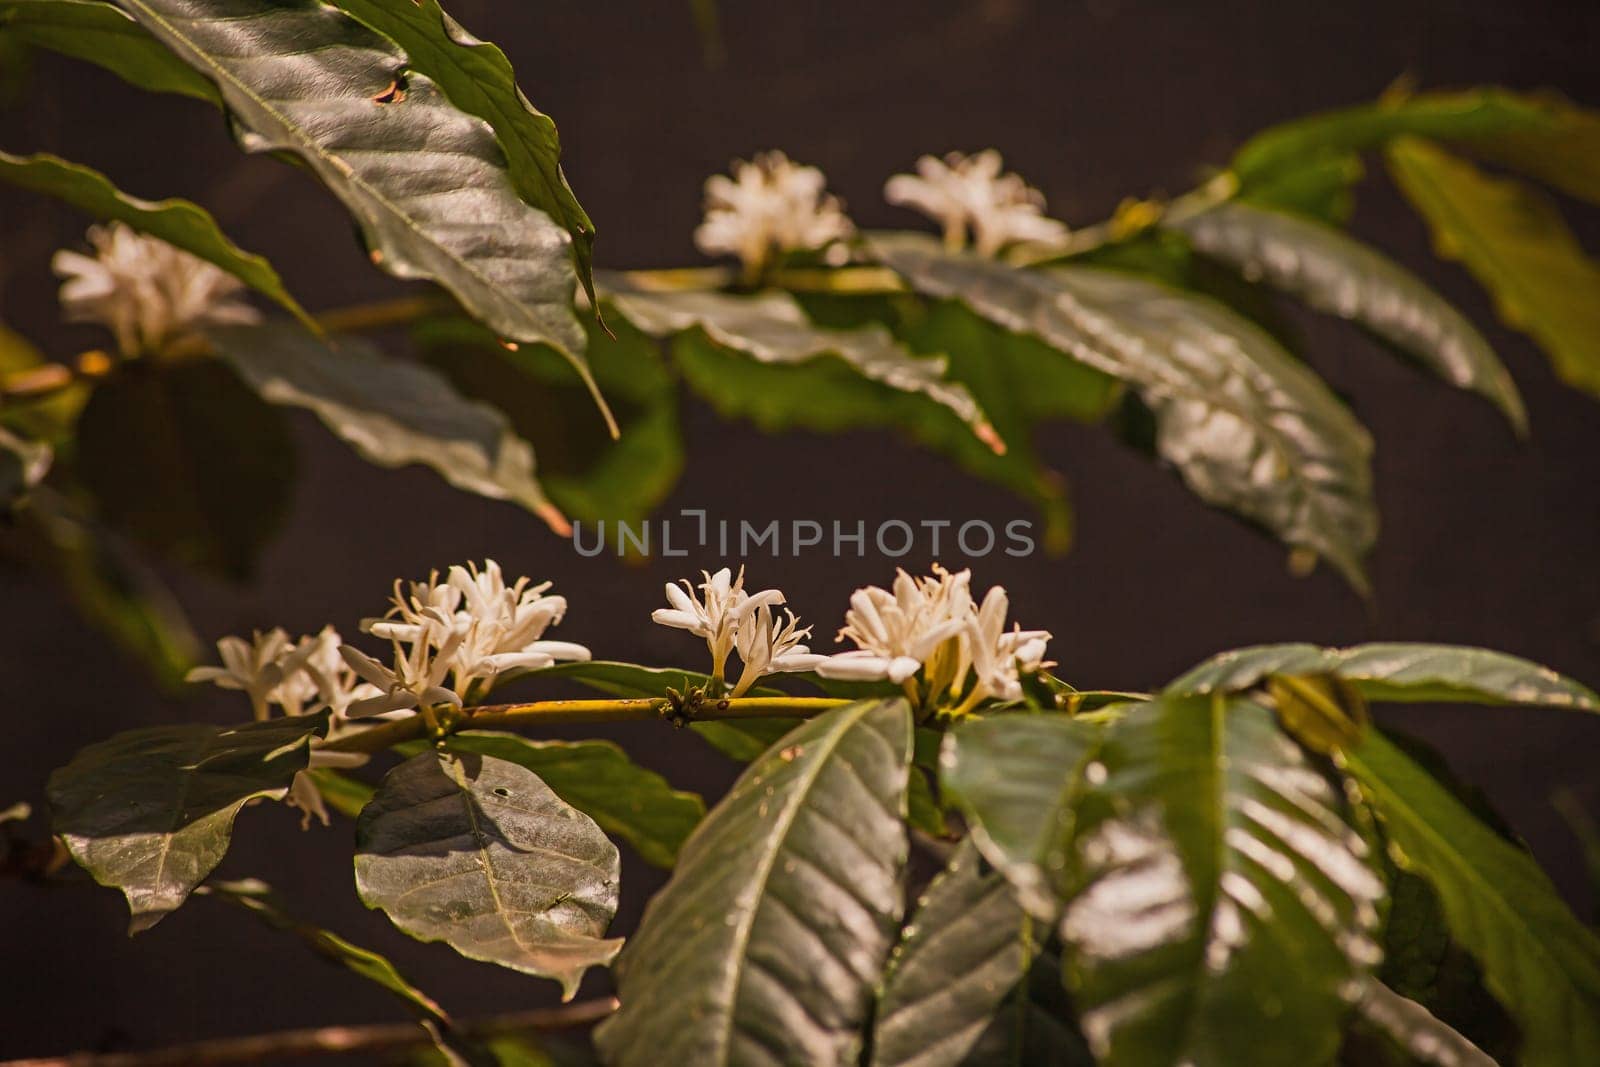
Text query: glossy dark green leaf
1381 870 1518 1063
75 360 294 579
432 732 703 869
669 325 1080 552
1354 979 1498 1067
112 0 600 402
1345 731 1600 1065
605 283 996 443
0 0 217 101
873 838 1081 1067
0 150 313 327
1172 201 1525 431
1388 137 1600 399
209 323 563 530
1231 88 1557 186
939 714 1103 920
327 0 596 302
416 314 681 526
904 300 1123 553
1059 695 1384 1066
1166 641 1600 710
354 749 622 998
595 699 914 1067
46 712 329 932
869 232 1376 590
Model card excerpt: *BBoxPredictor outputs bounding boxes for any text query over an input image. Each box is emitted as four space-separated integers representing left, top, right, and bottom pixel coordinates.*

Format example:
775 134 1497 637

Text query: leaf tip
976 420 1007 456
537 501 572 538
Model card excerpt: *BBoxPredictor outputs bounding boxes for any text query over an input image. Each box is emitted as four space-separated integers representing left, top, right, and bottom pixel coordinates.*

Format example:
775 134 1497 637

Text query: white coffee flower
52 222 260 357
961 586 1054 704
187 628 309 720
339 622 466 718
364 560 589 700
653 566 786 683
731 603 826 696
289 626 384 721
817 566 1051 711
694 151 855 277
884 150 1068 257
444 560 590 691
817 567 972 686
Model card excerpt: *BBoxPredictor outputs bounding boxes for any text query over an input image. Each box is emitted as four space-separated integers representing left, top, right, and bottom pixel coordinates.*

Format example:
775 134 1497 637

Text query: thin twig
321 695 852 754
0 998 619 1067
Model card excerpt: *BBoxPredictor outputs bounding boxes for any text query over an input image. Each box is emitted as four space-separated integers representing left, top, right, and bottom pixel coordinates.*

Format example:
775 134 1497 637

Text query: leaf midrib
715 700 895 1063
117 0 528 332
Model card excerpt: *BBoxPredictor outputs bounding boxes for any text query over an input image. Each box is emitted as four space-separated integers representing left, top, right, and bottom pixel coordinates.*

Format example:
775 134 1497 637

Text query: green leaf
201 878 452 1027
1354 979 1498 1067
1345 730 1600 1065
604 283 997 445
1380 870 1518 1062
1171 201 1526 431
872 838 1081 1067
208 323 564 530
1059 695 1384 1066
534 659 800 764
112 0 602 410
669 325 1079 553
305 767 374 820
869 232 1377 590
0 0 217 102
1235 150 1364 224
903 300 1123 553
595 699 914 1067
0 150 313 328
20 494 201 688
1232 88 1557 186
940 713 1104 920
430 732 704 869
416 314 682 526
355 749 621 997
75 360 295 579
1462 91 1600 207
1387 137 1600 400
326 0 596 303
46 712 329 932
1166 641 1600 710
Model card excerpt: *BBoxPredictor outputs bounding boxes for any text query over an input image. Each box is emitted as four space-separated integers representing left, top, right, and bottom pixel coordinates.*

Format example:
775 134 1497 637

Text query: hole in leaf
492 787 512 798
372 74 408 105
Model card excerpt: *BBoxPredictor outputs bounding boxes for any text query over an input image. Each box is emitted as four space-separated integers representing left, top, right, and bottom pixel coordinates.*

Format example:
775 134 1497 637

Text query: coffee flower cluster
816 565 1052 711
649 564 1051 711
53 221 261 357
651 566 825 695
186 560 589 826
695 147 1068 275
189 561 1049 824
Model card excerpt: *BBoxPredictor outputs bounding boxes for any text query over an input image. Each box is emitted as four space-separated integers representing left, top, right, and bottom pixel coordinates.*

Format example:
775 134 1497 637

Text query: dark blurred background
2 0 1599 1059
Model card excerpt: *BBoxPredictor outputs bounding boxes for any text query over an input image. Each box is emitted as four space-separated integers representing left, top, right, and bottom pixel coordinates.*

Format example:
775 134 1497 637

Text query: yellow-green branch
323 695 853 754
